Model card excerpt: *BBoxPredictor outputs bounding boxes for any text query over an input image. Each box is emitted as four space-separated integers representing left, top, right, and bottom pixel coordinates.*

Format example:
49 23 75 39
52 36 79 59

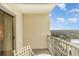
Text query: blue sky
50 3 79 30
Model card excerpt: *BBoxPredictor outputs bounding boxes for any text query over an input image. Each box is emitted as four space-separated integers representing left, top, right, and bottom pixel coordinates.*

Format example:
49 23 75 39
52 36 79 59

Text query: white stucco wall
23 14 50 49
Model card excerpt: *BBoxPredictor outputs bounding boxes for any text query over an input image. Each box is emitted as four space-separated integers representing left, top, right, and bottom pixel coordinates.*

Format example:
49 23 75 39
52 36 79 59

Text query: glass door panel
0 9 14 56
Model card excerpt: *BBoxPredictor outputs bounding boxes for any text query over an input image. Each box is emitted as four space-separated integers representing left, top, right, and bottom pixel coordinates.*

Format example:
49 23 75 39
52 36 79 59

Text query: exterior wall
0 4 23 49
23 14 50 49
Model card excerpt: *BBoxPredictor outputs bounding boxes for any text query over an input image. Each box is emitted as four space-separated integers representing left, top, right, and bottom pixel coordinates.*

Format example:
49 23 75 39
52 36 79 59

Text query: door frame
0 4 16 51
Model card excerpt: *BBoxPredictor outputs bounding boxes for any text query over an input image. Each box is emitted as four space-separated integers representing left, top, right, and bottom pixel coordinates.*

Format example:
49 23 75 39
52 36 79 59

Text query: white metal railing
47 35 79 56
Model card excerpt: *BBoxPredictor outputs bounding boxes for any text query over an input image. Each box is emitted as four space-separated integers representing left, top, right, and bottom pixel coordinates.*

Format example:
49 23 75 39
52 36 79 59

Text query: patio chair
13 45 36 56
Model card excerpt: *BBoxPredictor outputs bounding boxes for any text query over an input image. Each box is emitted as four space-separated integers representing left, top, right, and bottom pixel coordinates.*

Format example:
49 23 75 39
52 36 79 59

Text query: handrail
53 37 79 49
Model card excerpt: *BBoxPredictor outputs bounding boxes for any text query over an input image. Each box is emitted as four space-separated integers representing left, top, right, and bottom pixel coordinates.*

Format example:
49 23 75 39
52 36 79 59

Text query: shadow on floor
32 49 51 55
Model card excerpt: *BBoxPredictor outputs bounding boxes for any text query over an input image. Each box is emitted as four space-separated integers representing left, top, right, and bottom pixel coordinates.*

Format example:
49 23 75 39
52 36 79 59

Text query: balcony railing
47 35 79 56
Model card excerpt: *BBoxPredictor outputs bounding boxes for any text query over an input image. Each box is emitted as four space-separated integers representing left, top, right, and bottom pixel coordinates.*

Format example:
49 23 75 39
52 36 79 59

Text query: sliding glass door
0 10 4 56
0 9 14 56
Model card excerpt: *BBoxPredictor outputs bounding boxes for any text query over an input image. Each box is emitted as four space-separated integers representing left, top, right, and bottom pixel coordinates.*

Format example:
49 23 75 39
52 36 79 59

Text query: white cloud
49 14 52 17
68 8 79 16
57 3 66 11
69 9 79 13
56 17 79 24
57 17 66 23
67 18 78 23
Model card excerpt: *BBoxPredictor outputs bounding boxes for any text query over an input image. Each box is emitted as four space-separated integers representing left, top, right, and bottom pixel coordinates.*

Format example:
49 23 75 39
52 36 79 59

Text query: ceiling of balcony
10 3 55 14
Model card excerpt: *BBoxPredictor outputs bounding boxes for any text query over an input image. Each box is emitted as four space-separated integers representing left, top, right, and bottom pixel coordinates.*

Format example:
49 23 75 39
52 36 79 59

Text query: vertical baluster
67 45 70 56
61 42 64 51
64 43 67 55
71 47 78 56
78 49 79 56
65 44 67 54
52 36 55 55
71 46 75 56
69 46 72 56
75 48 79 56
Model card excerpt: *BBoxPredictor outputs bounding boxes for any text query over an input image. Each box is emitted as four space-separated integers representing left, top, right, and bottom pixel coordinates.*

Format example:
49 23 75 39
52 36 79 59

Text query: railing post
47 35 53 55
52 36 55 56
67 45 70 56
71 47 78 56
